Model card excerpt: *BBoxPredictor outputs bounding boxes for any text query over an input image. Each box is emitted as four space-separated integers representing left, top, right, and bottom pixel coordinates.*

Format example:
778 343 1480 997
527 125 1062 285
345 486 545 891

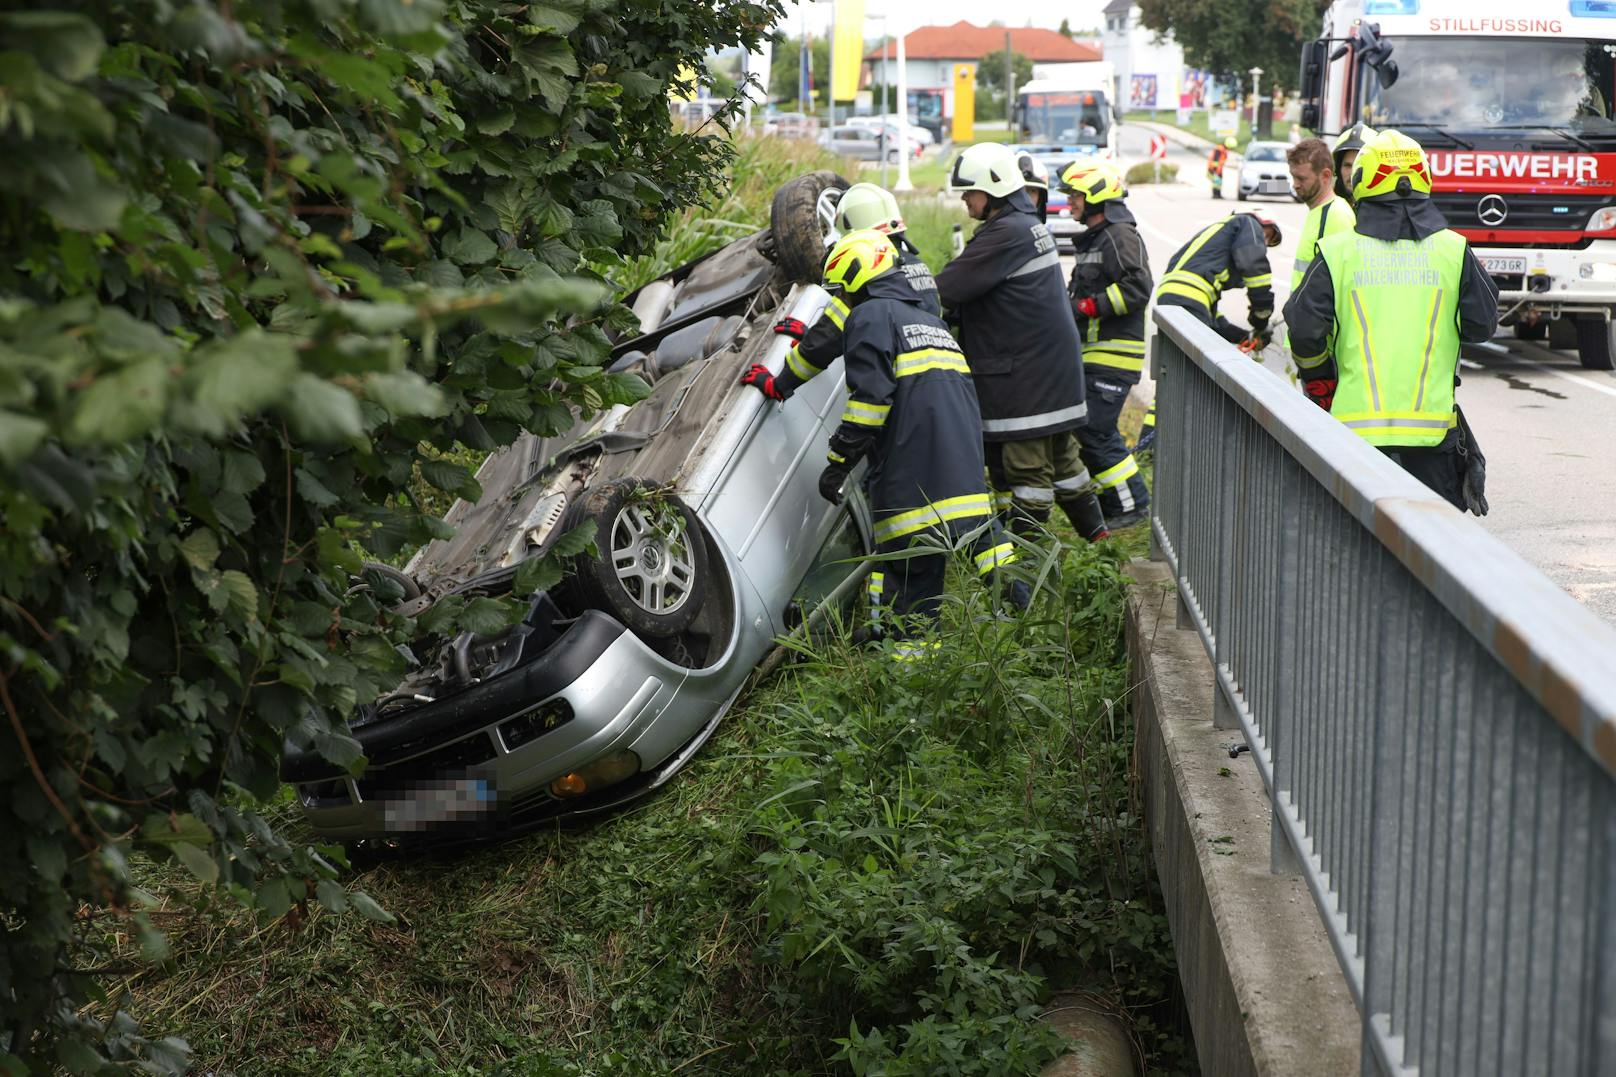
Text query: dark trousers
867 519 1017 639
1075 370 1150 518
1381 429 1465 511
983 434 1108 540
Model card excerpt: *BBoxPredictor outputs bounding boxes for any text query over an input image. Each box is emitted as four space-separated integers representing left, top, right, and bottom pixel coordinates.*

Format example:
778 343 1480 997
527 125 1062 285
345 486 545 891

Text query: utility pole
877 16 889 187
894 13 912 191
1249 66 1264 140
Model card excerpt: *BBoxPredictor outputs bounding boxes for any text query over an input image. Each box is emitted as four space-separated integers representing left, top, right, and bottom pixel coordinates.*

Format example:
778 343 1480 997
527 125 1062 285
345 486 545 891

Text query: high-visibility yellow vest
1291 196 1356 289
1315 227 1467 448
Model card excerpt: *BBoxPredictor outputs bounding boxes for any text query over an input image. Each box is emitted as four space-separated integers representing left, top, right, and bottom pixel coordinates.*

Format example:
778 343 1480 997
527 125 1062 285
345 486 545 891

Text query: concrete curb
1125 560 1360 1076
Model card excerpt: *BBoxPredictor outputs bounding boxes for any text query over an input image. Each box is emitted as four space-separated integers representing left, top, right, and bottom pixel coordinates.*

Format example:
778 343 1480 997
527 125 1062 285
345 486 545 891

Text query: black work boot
1060 491 1111 543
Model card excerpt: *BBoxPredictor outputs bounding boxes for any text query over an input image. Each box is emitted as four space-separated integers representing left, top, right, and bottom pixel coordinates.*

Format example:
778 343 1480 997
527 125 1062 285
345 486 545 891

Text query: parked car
282 172 874 847
818 125 921 163
847 115 936 146
764 110 818 140
1236 140 1298 201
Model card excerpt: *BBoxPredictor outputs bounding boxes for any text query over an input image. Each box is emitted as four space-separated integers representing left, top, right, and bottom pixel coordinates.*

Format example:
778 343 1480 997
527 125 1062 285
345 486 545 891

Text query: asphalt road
1109 123 1616 625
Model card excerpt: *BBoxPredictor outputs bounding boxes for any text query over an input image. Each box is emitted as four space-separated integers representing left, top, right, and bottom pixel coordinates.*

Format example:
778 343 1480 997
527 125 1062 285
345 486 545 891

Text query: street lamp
1248 66 1264 138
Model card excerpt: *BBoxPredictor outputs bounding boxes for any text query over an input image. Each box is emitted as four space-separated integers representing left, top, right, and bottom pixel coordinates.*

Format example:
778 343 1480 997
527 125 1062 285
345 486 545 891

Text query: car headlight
1588 205 1616 233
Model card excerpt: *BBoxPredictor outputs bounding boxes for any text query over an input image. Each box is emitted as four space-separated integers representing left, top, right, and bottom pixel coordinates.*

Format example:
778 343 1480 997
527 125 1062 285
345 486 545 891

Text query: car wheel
1237 188 1248 201
769 170 851 284
1575 314 1616 371
564 479 710 638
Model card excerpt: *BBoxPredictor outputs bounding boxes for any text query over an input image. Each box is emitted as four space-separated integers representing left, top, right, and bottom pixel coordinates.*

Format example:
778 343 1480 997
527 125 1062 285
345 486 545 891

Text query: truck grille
1432 192 1607 245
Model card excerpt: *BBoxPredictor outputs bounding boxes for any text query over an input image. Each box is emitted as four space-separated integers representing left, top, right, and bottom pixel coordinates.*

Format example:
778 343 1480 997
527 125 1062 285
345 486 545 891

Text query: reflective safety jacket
830 271 994 543
935 189 1088 442
1285 197 1499 448
1291 196 1355 290
1154 214 1274 327
1067 200 1153 379
776 240 938 396
1207 145 1229 180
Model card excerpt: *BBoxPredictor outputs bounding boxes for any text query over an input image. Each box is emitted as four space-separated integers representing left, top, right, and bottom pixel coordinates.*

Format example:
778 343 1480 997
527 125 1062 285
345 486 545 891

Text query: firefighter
1016 151 1051 223
1153 211 1281 346
1208 136 1236 199
936 142 1110 544
739 183 938 402
1061 159 1153 529
1331 123 1376 203
1287 137 1355 291
809 229 1027 647
1284 130 1500 511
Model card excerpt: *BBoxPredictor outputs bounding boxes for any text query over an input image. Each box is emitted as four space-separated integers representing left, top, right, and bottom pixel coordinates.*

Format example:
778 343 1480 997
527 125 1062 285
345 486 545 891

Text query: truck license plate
1480 255 1526 275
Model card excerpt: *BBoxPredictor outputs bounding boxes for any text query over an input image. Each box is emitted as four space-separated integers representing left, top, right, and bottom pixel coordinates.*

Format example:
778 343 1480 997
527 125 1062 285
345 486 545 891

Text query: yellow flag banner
830 0 865 103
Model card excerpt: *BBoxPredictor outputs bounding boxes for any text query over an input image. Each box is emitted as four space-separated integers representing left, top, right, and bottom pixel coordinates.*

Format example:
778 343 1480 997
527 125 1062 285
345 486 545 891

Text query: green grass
1126 109 1298 146
112 522 1182 1075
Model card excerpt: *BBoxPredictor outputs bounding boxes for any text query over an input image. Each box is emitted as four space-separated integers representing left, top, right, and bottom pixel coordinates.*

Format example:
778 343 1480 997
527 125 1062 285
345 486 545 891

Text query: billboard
1130 74 1159 109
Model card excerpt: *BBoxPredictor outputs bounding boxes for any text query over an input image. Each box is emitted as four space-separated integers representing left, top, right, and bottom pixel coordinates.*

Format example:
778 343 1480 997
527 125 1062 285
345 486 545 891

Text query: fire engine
1297 0 1616 369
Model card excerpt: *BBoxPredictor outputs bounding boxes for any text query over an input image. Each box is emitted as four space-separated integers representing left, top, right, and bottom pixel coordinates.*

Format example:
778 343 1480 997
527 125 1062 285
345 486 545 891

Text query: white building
1100 0 1187 113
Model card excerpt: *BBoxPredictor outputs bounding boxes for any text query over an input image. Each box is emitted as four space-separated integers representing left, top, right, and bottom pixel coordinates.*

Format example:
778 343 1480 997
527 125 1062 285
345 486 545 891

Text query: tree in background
0 1 776 1071
1059 17 1073 37
1139 0 1324 95
768 32 830 112
975 51 1034 124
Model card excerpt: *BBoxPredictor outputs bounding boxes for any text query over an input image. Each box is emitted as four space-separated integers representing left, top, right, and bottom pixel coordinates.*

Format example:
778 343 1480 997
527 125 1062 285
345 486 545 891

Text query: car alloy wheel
611 501 697 616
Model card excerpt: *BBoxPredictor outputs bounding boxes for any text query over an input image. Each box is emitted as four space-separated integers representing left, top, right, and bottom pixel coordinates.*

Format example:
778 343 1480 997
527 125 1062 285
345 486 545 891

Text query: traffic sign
1148 132 1168 160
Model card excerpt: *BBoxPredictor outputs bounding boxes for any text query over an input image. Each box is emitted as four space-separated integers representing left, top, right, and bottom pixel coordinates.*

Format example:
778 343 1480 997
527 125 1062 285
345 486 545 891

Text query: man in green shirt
1286 137 1355 292
1284 130 1499 510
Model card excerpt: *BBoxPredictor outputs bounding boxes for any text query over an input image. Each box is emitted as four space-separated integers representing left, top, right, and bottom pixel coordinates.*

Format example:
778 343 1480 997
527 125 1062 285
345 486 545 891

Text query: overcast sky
774 0 1112 36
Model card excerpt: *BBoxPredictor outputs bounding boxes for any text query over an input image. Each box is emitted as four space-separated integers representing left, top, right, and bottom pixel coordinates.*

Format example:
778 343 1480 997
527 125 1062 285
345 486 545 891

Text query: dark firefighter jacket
1067 199 1153 379
776 238 939 396
828 270 993 545
1284 196 1499 380
1154 213 1274 340
935 188 1087 441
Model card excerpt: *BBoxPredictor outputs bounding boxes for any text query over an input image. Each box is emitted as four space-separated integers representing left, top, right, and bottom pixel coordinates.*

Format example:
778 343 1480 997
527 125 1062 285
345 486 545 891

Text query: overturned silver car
282 172 869 843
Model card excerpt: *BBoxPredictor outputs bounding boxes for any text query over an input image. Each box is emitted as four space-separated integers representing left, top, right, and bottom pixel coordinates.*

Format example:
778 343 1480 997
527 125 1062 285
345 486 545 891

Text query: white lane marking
1460 359 1483 370
1471 339 1616 398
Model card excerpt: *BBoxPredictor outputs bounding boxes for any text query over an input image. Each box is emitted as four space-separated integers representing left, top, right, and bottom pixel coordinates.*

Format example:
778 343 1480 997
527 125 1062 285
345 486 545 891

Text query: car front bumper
1484 241 1616 308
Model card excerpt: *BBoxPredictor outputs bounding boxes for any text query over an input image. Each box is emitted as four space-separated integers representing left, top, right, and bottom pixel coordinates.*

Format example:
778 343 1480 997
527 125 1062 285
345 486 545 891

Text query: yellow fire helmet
1351 128 1433 201
834 183 905 236
822 228 899 296
1059 159 1126 205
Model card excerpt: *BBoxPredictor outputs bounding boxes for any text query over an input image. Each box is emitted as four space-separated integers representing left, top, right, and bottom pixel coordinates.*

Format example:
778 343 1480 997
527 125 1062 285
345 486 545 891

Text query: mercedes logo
1477 194 1509 227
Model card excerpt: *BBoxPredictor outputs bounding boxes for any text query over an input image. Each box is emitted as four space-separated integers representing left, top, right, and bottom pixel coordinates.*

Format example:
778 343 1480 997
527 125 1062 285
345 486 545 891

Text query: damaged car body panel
282 174 871 843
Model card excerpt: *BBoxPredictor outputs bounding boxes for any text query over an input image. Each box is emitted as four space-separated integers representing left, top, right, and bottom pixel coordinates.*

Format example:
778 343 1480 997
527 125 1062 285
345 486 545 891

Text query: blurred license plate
1260 180 1289 192
1480 255 1526 275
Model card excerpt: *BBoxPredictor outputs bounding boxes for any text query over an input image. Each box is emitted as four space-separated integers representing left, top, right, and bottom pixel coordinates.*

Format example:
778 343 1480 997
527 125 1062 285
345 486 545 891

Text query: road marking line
1519 358 1616 398
1460 359 1483 370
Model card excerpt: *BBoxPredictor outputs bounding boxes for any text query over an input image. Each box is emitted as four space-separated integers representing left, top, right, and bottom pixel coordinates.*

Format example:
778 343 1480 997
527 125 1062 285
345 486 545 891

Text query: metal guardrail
1148 305 1616 1077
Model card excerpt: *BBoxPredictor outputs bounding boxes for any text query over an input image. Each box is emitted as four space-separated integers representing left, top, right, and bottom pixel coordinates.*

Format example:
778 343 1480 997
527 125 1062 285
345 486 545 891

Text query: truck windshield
1361 38 1616 135
1018 92 1111 144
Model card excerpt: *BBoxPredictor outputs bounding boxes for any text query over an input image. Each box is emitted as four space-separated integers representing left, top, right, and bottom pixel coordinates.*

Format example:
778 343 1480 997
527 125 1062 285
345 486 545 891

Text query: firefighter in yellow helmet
811 230 1028 649
1331 123 1377 203
1061 159 1153 528
1284 130 1499 512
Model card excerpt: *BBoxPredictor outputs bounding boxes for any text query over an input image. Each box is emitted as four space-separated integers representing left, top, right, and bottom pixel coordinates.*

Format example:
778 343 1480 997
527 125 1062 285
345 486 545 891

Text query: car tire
563 479 710 639
359 561 421 602
1576 314 1616 370
1512 320 1547 342
1237 188 1248 201
769 170 851 284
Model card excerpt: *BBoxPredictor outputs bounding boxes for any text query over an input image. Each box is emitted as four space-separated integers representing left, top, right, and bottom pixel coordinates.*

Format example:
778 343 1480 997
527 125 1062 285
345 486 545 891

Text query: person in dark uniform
1061 159 1153 529
740 182 938 403
804 229 1027 651
936 142 1109 544
1016 150 1051 223
1153 212 1281 345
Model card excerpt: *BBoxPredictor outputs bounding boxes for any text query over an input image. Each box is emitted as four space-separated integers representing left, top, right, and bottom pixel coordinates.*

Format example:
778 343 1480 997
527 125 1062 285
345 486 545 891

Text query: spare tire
562 479 710 639
769 170 850 284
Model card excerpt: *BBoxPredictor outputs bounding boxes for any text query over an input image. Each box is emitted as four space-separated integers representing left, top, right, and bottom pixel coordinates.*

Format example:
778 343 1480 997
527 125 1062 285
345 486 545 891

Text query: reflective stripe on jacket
1312 229 1466 447
1291 197 1356 290
1152 214 1275 324
935 189 1088 441
1068 201 1153 378
834 272 992 537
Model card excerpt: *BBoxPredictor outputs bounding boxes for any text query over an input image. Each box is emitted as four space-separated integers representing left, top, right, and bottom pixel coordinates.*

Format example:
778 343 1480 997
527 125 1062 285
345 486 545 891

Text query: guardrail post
1212 684 1240 731
1268 452 1304 876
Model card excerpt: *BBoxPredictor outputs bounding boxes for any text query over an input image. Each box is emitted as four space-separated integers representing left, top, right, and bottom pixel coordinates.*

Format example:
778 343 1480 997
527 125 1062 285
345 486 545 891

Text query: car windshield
1361 37 1616 136
1246 145 1285 161
1019 91 1111 144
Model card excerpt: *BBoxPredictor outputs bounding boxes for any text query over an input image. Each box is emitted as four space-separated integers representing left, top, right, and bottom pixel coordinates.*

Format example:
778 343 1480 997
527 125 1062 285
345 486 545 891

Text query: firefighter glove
740 362 787 401
1075 296 1099 319
1303 378 1338 411
772 316 808 341
818 461 851 504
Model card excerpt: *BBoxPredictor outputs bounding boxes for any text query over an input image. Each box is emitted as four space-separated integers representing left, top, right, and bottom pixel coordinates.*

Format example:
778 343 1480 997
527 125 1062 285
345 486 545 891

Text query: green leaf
215 570 259 622
548 519 597 559
39 151 127 233
172 841 220 886
179 529 220 572
365 371 445 419
68 359 168 444
459 595 521 636
0 410 48 467
315 878 349 913
349 890 395 923
187 330 300 432
358 0 446 37
0 12 105 81
418 458 480 500
446 228 498 265
527 3 583 34
512 552 564 596
280 374 363 442
477 107 515 135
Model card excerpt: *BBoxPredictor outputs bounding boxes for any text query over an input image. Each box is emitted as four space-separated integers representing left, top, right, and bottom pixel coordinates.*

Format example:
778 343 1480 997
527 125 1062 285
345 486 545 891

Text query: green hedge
0 2 775 1071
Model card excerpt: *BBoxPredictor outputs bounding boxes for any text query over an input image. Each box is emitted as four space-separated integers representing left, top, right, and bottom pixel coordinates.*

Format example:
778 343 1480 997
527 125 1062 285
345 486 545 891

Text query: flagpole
893 11 912 191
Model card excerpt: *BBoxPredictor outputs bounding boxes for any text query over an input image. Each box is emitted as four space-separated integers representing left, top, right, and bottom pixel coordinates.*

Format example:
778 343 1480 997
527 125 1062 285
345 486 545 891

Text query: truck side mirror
1301 103 1320 129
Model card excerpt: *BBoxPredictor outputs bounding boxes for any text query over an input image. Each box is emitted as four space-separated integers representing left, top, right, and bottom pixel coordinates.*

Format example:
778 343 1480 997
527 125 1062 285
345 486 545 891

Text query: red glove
773 317 808 341
740 363 786 402
1303 378 1337 412
1076 296 1099 318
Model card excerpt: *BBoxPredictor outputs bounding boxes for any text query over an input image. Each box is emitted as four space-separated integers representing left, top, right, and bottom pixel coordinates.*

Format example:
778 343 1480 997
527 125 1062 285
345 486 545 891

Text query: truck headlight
1588 205 1616 233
